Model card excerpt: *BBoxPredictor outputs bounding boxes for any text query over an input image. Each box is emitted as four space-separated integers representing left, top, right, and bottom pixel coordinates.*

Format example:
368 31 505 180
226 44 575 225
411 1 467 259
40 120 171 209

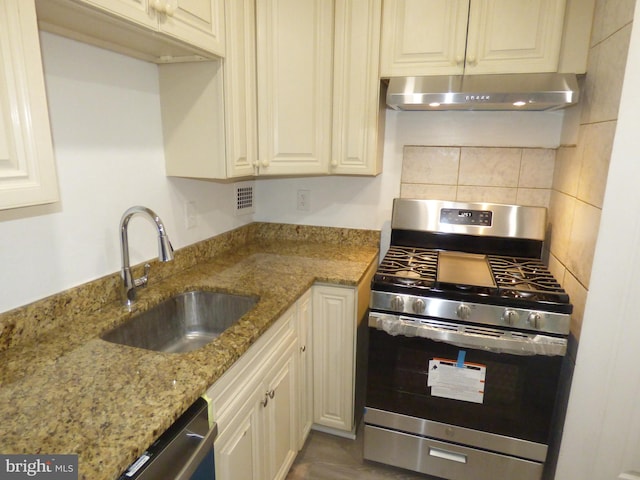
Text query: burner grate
488 256 569 302
374 247 570 306
376 246 438 286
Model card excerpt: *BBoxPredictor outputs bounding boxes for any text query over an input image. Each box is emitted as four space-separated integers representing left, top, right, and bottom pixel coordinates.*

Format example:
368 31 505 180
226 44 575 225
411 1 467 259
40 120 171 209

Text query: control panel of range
369 291 570 336
440 208 492 226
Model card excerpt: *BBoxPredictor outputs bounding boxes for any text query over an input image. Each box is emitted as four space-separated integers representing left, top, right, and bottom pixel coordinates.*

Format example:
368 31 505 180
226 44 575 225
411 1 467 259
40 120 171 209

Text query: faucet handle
133 263 151 289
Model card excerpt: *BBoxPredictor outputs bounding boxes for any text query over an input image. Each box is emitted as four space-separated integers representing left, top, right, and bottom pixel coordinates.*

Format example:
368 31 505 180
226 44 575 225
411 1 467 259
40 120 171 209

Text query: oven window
367 329 563 444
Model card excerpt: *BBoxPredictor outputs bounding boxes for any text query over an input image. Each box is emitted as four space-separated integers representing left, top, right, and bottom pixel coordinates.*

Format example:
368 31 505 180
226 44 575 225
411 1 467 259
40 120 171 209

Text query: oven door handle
429 447 467 464
369 313 567 356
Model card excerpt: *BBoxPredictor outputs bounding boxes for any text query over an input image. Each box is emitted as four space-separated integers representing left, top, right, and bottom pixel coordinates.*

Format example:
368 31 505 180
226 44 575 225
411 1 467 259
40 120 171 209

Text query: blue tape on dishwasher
457 350 466 368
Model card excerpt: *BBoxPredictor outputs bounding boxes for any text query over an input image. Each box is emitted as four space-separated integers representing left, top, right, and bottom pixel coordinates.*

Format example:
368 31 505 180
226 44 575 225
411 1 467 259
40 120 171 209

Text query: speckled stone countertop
0 223 379 480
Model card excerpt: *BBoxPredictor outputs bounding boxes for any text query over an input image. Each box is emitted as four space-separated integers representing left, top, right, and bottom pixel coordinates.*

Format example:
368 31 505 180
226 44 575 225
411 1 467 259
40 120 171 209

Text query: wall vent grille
234 183 255 216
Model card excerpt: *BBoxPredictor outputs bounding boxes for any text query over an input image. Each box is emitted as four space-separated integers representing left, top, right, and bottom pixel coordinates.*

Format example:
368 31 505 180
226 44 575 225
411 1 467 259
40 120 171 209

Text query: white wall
0 33 251 314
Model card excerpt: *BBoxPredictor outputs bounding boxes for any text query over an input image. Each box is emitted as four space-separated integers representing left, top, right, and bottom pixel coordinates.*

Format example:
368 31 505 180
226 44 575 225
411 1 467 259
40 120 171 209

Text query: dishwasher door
119 397 217 480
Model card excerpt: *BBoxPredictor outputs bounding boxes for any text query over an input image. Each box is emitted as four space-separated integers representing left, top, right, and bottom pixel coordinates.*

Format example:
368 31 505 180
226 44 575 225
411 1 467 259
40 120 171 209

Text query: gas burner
396 269 421 279
376 246 438 285
488 255 569 303
395 270 422 284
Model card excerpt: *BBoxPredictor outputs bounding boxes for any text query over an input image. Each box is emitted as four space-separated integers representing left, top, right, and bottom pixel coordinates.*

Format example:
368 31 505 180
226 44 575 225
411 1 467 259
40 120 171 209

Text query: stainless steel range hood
386 73 579 111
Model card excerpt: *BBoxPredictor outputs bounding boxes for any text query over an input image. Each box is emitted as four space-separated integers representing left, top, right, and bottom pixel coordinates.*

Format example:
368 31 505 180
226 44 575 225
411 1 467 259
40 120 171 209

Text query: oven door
365 312 565 477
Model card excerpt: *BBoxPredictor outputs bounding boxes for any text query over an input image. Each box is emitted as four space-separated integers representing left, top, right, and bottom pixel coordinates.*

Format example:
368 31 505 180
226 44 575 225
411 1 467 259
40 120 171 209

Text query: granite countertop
0 223 379 480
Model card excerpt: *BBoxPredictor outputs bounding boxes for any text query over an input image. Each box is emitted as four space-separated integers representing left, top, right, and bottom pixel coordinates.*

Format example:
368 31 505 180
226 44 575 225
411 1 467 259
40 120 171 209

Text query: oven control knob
456 304 471 320
390 296 405 311
502 309 519 326
528 312 544 329
412 298 426 314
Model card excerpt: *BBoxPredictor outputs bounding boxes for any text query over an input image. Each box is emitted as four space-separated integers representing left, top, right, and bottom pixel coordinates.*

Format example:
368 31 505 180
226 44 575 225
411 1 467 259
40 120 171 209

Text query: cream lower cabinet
296 290 313 448
208 302 301 480
312 284 357 433
381 0 591 76
0 0 59 210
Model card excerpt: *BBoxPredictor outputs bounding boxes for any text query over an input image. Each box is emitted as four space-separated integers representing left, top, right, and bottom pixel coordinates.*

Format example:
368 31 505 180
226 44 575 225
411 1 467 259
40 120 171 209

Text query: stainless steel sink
102 290 259 353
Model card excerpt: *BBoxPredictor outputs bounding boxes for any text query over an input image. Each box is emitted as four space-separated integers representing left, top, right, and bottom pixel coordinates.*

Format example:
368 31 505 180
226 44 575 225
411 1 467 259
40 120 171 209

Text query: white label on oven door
428 358 486 404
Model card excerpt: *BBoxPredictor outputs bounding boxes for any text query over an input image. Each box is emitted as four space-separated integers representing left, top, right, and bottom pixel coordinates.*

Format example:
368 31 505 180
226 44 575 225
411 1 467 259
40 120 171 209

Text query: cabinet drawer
364 425 543 480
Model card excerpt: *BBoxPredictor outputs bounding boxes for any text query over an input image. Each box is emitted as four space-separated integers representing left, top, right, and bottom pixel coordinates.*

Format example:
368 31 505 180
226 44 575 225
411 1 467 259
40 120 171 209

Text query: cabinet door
215 405 258 480
261 345 298 480
160 0 225 57
77 0 155 28
380 0 469 77
331 0 383 176
255 0 333 176
296 290 313 448
0 0 59 210
223 0 257 177
465 0 566 74
312 285 357 432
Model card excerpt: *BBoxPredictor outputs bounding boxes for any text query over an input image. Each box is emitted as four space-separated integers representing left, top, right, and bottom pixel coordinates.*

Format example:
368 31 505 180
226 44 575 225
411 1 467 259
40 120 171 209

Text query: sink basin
102 290 259 353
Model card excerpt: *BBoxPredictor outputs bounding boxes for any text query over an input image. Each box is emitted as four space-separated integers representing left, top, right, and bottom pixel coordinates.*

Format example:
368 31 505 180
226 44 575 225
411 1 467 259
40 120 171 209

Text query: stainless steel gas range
364 199 572 480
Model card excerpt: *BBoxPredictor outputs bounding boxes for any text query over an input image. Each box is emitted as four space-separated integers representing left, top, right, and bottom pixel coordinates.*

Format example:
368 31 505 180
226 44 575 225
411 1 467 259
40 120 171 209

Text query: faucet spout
120 206 174 306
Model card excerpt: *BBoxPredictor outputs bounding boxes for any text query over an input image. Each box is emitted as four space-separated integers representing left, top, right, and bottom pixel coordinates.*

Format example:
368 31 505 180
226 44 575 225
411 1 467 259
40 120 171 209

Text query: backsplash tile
520 149 556 188
583 24 632 123
402 146 459 185
548 3 633 338
591 0 636 46
553 133 583 197
516 188 551 207
577 120 617 208
456 186 517 204
566 201 601 289
400 183 456 200
459 147 522 187
400 146 555 207
549 191 576 268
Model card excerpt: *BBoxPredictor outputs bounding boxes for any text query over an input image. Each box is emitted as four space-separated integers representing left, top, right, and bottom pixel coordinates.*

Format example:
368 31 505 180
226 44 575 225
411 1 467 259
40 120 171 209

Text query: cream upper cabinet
255 0 333 176
221 0 257 177
381 0 582 77
380 0 469 77
158 0 225 59
0 0 59 210
465 0 566 75
162 0 384 180
162 0 334 179
35 0 224 63
73 0 155 27
159 0 254 179
331 0 383 176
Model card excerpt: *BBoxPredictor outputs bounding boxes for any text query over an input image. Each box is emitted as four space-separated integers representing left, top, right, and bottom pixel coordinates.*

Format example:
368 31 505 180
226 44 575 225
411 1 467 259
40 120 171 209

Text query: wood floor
286 426 431 480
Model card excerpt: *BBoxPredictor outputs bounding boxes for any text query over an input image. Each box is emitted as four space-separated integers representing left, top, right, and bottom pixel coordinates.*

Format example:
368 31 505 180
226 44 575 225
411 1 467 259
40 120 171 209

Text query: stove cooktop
373 245 572 314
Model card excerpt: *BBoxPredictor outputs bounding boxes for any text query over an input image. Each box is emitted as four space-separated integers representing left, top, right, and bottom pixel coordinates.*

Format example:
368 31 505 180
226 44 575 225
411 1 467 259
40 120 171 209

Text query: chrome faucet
120 206 174 306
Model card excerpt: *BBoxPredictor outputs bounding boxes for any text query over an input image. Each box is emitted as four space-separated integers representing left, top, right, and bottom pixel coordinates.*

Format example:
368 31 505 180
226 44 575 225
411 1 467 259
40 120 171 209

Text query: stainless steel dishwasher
118 397 217 480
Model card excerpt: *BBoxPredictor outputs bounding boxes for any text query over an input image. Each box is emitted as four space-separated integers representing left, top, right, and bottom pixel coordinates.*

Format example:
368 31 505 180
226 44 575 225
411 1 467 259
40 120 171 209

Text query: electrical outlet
297 190 310 211
185 201 197 229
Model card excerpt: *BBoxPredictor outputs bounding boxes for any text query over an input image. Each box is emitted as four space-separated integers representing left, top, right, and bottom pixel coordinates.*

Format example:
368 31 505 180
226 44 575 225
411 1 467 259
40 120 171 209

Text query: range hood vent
386 73 579 111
